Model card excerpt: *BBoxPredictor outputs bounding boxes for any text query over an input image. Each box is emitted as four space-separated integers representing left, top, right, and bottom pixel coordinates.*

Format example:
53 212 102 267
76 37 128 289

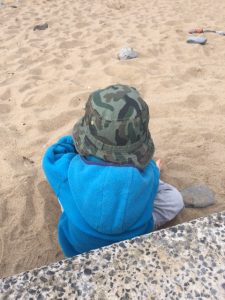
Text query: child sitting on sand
42 84 184 257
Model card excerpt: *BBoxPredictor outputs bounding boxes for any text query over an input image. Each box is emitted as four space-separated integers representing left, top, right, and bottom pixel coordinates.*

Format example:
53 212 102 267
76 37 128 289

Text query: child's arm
42 135 77 197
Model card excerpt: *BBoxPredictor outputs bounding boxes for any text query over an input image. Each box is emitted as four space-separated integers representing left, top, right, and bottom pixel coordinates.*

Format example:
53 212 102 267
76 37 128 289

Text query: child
42 84 184 257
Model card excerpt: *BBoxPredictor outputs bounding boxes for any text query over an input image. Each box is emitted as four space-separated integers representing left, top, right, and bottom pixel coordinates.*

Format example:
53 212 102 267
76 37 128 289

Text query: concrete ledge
1 212 225 299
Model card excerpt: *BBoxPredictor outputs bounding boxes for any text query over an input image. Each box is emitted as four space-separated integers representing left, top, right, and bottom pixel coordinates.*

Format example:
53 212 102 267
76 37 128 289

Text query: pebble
118 47 138 60
33 23 48 31
181 184 215 208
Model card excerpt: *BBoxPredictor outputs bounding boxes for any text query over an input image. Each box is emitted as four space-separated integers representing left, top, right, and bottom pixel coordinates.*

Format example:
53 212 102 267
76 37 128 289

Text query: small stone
4 284 10 289
37 294 44 300
181 185 215 208
46 270 54 275
118 47 138 60
84 268 92 275
103 253 111 261
124 276 131 284
40 276 47 283
109 270 116 277
33 23 48 31
28 288 36 294
210 288 217 295
170 227 178 233
119 242 126 248
186 36 207 45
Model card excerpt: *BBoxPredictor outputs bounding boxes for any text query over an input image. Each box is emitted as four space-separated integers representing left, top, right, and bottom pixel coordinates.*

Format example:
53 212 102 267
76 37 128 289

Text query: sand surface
0 0 225 278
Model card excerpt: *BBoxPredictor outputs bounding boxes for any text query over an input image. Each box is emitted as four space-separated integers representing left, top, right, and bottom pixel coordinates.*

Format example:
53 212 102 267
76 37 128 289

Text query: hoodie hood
67 155 159 235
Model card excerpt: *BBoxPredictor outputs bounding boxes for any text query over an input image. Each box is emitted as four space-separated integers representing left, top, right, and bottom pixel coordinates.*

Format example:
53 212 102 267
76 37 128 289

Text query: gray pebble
118 47 138 60
181 184 215 208
33 23 48 31
186 36 207 45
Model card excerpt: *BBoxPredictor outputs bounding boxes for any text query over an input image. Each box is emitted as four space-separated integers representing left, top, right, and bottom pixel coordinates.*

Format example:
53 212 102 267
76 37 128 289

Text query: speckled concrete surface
1 212 225 300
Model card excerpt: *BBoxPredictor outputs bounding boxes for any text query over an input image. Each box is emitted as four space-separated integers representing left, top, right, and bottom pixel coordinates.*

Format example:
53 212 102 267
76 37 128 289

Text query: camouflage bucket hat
72 84 155 169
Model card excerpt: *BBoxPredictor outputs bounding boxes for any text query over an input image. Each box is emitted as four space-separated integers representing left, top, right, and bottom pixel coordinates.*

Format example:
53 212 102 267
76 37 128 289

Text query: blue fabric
42 135 160 257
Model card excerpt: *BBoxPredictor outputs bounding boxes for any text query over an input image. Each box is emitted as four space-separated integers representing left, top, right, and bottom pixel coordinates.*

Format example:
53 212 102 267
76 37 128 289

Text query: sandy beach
0 0 225 278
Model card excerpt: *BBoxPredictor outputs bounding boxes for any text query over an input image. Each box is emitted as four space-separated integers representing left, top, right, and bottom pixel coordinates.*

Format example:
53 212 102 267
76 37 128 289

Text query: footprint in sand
47 58 63 65
14 247 60 275
92 42 116 57
72 31 82 38
64 64 73 70
167 161 193 173
181 66 206 81
92 47 110 56
104 64 143 82
19 175 37 229
0 191 9 225
21 92 62 108
29 67 42 76
0 88 11 101
75 22 90 29
69 92 89 108
19 83 34 93
95 31 113 44
160 79 183 89
147 45 160 57
0 104 11 114
0 235 3 266
38 110 77 132
37 181 61 224
105 0 126 10
59 40 80 49
9 225 25 242
201 131 225 145
81 59 91 68
181 94 216 111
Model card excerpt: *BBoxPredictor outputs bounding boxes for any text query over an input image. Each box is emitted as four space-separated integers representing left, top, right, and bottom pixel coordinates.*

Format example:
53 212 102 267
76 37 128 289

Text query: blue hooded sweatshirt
42 136 160 257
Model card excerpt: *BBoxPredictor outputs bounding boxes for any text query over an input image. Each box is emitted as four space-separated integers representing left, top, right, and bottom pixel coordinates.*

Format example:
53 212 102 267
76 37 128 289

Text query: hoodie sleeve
42 135 77 197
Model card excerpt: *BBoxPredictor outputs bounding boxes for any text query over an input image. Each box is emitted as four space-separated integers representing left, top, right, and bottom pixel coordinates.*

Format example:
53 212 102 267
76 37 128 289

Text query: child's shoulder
71 155 159 178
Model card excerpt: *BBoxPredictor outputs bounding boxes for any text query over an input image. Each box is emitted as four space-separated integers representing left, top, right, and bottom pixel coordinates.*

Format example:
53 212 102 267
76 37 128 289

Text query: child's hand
156 159 162 171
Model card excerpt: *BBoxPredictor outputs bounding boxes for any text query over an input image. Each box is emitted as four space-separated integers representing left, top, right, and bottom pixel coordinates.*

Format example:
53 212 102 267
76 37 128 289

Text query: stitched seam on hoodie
57 178 68 199
98 166 108 232
56 157 73 198
122 168 133 231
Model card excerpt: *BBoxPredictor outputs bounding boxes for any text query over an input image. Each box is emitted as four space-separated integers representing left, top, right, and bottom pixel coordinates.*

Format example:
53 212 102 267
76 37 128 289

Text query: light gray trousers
152 180 184 229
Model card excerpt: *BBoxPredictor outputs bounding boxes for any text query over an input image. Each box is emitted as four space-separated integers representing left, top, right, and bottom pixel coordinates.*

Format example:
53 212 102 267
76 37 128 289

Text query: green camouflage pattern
72 84 155 169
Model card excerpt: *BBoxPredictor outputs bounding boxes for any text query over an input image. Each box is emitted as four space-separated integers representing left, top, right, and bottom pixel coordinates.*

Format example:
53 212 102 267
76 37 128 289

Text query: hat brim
72 118 155 170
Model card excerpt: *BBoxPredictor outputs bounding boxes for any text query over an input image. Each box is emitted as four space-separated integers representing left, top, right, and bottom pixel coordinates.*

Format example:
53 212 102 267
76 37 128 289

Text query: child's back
43 84 183 256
